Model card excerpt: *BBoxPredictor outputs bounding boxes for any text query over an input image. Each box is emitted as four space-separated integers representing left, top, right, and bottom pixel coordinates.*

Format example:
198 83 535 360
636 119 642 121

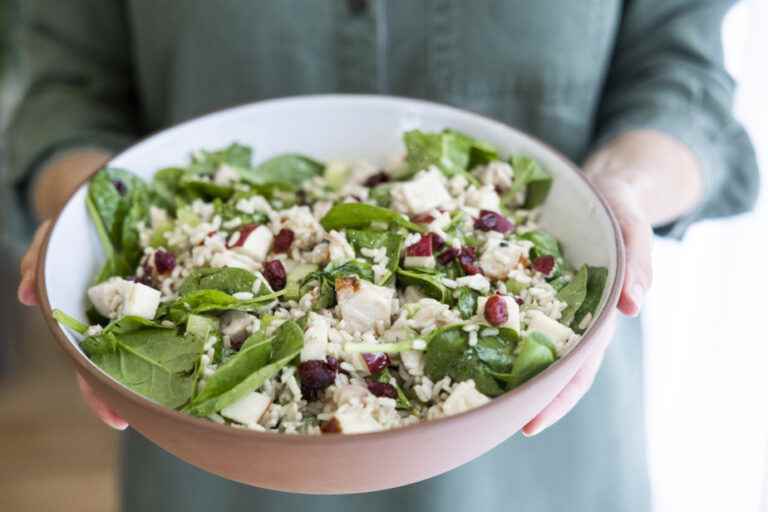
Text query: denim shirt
5 0 759 248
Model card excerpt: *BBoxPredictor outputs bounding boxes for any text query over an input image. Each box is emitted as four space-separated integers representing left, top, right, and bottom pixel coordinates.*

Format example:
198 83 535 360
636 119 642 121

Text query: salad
54 129 607 434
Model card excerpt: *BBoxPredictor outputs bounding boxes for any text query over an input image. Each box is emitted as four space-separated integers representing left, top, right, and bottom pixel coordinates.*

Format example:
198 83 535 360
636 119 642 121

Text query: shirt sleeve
593 0 760 238
7 0 139 186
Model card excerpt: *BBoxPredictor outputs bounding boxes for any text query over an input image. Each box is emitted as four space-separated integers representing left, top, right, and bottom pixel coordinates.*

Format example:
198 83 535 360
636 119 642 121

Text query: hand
521 166 654 436
18 221 129 430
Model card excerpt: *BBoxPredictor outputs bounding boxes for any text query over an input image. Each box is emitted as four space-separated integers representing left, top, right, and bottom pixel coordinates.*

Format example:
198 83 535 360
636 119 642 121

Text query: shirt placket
336 0 389 94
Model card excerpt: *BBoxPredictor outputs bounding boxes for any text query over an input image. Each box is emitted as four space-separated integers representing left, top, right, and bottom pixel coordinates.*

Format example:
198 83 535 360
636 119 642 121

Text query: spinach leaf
178 267 257 296
507 156 553 208
237 154 323 190
299 260 376 309
491 333 555 389
320 203 426 233
368 184 393 207
572 266 608 333
455 287 478 319
345 229 404 284
119 188 150 269
213 195 269 226
165 289 284 324
402 130 480 184
189 143 252 175
177 175 234 200
88 168 148 250
423 325 507 397
53 309 89 335
396 268 451 303
80 326 204 408
557 264 589 326
185 320 303 416
474 328 518 372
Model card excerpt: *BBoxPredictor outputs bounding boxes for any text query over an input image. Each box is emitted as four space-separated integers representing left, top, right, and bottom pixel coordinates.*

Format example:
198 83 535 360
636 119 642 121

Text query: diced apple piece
210 250 258 271
322 406 382 434
442 381 490 416
121 281 161 320
392 168 452 214
403 255 436 269
526 310 574 353
232 225 273 261
220 392 272 425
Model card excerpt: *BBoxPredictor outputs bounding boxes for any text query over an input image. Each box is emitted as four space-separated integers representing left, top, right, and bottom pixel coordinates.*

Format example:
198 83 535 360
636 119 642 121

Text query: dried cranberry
298 360 336 400
325 356 340 373
367 380 398 399
362 352 391 373
531 255 556 276
228 223 259 248
458 247 482 275
515 296 524 305
112 179 127 196
474 210 514 233
153 250 176 274
229 332 248 351
484 295 509 326
430 233 445 251
406 235 433 257
411 213 435 224
437 247 459 265
262 260 287 291
273 228 295 253
363 171 390 187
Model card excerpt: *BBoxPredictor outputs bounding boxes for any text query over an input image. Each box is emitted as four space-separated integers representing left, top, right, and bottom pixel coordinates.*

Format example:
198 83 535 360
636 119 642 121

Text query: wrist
32 148 113 220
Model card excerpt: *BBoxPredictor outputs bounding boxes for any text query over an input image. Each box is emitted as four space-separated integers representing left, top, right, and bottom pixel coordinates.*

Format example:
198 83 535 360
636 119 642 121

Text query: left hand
521 172 653 436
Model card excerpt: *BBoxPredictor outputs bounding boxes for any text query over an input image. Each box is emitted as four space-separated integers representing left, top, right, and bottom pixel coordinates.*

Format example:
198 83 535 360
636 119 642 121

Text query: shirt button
348 0 368 15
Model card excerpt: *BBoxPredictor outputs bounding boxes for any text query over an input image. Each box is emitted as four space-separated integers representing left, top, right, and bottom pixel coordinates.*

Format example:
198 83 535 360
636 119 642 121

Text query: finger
617 209 653 317
522 347 605 436
77 374 129 431
18 221 52 306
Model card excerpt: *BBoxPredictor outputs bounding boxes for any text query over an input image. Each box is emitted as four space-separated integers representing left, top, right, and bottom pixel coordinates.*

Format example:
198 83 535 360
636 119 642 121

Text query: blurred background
0 1 765 511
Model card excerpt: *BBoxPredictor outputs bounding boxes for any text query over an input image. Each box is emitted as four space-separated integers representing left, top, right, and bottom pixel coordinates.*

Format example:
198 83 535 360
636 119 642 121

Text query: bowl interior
44 94 619 405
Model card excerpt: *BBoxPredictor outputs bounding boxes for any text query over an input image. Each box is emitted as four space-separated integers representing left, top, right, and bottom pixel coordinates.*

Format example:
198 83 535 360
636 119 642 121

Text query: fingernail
630 284 645 312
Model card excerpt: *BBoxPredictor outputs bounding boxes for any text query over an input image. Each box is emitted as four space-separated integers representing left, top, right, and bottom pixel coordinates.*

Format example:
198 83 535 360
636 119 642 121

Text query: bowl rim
35 94 625 444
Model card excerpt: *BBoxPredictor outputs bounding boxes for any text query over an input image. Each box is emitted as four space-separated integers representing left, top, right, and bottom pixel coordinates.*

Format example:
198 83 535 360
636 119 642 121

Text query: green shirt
3 1 759 510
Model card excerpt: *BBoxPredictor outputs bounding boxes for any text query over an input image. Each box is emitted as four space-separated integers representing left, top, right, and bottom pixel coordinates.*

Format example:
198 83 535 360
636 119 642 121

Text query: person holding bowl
9 1 758 511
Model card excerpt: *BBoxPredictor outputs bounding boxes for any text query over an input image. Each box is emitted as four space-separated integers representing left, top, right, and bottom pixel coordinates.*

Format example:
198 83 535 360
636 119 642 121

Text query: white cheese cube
121 281 161 320
232 225 273 261
476 295 521 332
327 230 356 264
220 392 272 425
392 168 452 214
526 310 574 352
442 381 490 416
336 277 394 333
87 277 132 319
300 312 330 362
400 350 425 376
479 239 524 280
403 255 436 269
325 406 382 434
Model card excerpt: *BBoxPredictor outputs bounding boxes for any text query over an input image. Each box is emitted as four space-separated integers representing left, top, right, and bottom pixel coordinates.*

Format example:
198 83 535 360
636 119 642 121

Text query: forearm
32 149 113 220
583 130 704 227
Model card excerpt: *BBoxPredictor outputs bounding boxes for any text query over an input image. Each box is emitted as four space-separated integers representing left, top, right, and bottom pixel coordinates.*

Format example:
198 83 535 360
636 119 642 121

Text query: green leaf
189 143 252 175
320 203 426 233
177 267 257 296
518 229 566 277
423 325 506 397
345 229 404 284
402 130 481 184
151 167 185 212
177 175 234 200
88 168 148 250
474 328 518 373
374 368 413 411
120 189 150 269
557 264 589 326
164 289 284 324
396 268 451 303
507 156 553 208
572 266 608 334
368 184 393 207
455 287 478 319
237 154 323 190
185 321 303 416
53 309 89 335
80 327 204 408
491 333 555 389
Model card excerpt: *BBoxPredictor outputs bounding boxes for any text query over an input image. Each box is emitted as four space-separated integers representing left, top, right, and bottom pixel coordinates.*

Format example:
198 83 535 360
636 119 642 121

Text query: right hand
18 220 129 430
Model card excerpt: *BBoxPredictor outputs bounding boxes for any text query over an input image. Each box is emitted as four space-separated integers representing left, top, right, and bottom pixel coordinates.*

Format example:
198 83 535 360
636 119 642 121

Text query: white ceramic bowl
37 95 624 494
